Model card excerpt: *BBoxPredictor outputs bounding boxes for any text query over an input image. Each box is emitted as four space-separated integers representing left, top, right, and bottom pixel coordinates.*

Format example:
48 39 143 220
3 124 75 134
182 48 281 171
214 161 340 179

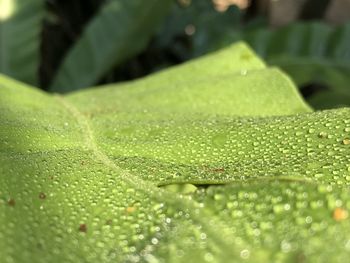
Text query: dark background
41 0 345 87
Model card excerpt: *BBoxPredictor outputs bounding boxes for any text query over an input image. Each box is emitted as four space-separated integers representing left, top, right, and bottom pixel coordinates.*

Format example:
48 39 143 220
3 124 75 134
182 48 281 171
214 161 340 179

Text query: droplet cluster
1 43 350 262
90 109 350 186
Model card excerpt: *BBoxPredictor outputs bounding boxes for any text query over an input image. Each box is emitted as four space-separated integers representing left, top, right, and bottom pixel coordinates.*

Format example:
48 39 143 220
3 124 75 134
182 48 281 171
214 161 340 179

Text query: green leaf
0 0 44 85
243 22 350 109
71 42 310 117
1 43 349 262
194 180 350 262
158 14 350 110
49 0 173 93
155 0 242 58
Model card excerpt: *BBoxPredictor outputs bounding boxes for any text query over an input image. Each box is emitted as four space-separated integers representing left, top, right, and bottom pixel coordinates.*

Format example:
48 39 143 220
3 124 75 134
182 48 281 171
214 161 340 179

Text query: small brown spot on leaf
211 168 225 173
333 207 348 221
7 198 15 207
126 206 136 213
39 192 46 200
79 224 87 233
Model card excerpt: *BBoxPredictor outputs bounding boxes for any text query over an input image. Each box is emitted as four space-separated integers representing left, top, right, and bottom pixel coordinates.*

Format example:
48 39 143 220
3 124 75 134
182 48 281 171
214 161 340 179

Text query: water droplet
318 132 328 138
240 249 250 259
280 240 292 253
151 237 158 245
204 252 214 262
240 69 248 75
342 138 350 145
305 216 313 224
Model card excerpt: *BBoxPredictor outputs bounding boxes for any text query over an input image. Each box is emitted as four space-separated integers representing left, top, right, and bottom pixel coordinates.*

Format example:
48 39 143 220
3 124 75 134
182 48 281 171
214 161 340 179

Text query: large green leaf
1 43 350 262
49 0 173 93
0 0 44 85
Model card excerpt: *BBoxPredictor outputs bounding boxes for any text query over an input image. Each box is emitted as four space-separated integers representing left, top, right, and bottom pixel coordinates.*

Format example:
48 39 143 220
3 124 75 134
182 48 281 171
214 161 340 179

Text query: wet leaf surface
1 43 349 262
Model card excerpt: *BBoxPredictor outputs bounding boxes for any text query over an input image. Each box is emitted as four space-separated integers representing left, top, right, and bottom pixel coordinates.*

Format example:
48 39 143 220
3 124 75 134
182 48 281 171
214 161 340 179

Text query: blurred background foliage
0 0 349 109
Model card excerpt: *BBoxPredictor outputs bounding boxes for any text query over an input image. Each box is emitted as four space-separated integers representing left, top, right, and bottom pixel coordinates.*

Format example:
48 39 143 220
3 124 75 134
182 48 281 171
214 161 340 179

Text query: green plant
242 22 350 109
0 0 173 91
49 0 173 92
155 2 350 109
1 43 350 262
2 0 349 111
0 0 44 85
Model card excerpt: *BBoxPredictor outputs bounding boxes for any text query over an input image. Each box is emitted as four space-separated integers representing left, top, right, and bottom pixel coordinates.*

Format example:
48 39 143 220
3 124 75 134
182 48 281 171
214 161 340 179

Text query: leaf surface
1 43 349 262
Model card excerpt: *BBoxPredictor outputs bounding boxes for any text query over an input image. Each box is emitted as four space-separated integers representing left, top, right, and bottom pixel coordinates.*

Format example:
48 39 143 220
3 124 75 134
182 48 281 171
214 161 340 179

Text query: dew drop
240 69 248 75
204 252 214 262
151 237 158 245
308 128 315 134
318 132 327 138
240 249 250 259
305 216 313 224
280 240 292 253
342 138 350 145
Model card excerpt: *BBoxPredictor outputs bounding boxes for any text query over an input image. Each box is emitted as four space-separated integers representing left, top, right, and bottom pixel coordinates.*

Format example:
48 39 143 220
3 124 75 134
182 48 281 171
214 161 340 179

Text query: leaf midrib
56 93 318 190
55 94 242 254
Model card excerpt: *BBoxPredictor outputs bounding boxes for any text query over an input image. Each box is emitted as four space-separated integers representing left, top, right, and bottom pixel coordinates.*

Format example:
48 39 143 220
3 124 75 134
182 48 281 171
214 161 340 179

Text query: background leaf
154 4 350 110
243 22 350 109
0 0 44 85
49 0 173 92
154 0 242 60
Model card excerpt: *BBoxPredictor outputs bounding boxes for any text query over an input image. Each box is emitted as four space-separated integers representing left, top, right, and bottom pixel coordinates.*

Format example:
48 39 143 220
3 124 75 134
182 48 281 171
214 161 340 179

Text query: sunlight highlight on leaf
0 0 15 21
